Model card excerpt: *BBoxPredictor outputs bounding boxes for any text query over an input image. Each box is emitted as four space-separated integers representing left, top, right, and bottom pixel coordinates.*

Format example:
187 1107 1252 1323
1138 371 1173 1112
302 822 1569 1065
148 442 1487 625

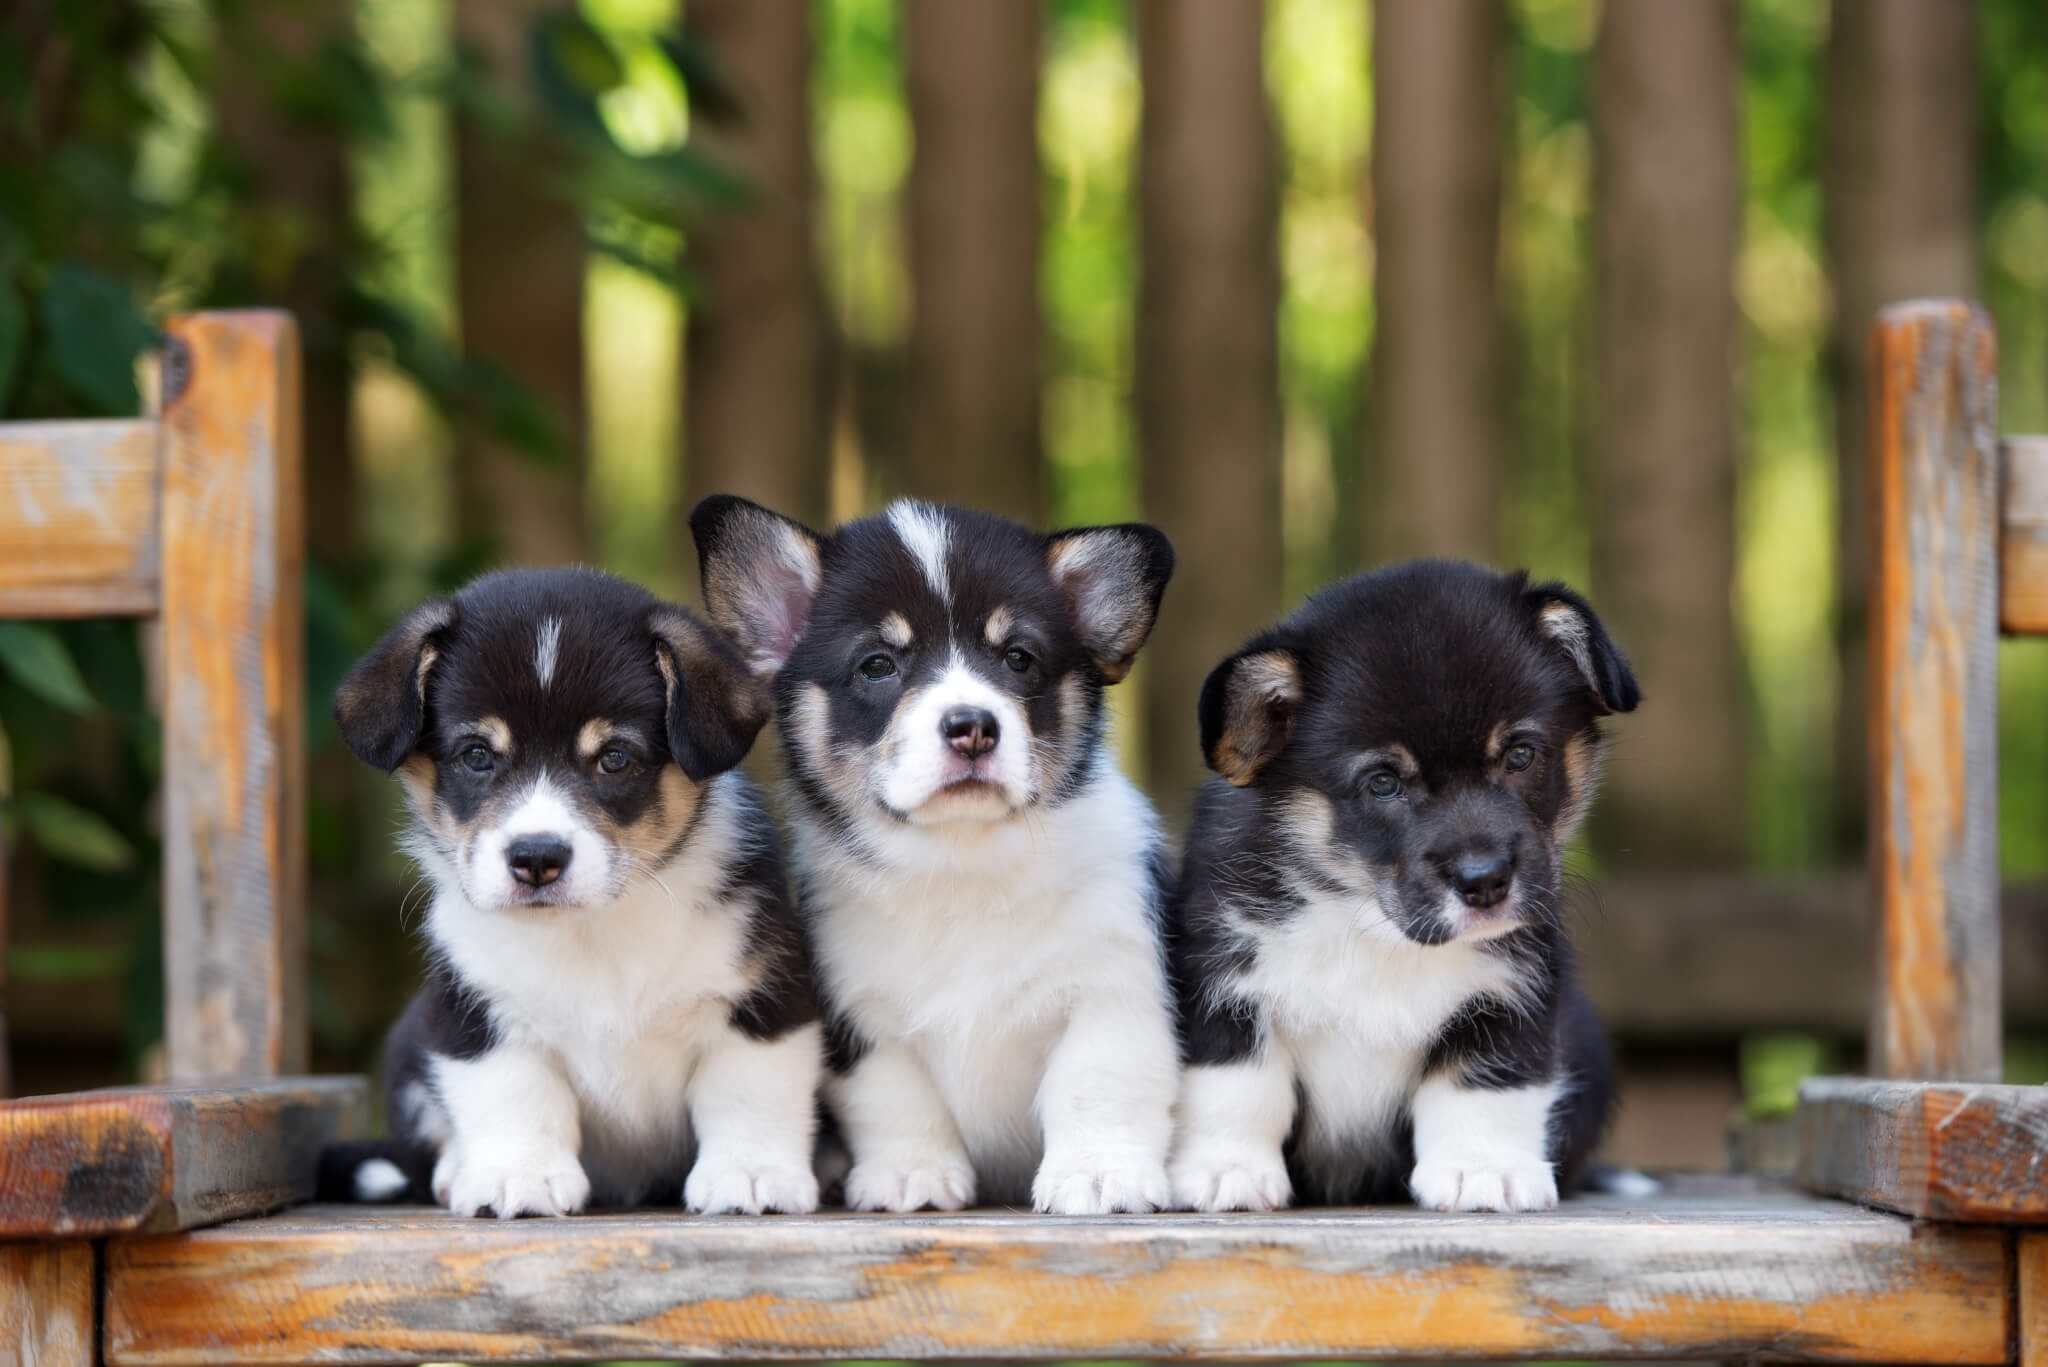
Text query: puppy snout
941 706 1000 759
507 837 573 888
1448 852 1513 909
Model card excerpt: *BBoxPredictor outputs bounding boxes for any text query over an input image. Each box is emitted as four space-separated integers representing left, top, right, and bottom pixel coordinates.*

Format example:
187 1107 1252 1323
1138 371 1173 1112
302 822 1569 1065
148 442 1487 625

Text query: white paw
844 1153 976 1212
1169 1151 1292 1212
439 1149 590 1218
684 1153 821 1215
1033 1154 1171 1215
1410 1154 1558 1212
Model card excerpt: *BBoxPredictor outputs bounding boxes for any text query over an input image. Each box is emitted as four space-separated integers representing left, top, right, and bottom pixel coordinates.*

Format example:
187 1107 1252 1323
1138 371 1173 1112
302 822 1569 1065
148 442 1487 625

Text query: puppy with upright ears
692 496 1181 1215
1167 561 1638 1213
323 567 824 1218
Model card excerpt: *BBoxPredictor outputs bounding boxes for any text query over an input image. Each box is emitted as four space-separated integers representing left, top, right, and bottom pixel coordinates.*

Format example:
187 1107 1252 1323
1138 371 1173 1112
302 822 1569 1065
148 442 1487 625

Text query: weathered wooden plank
0 419 161 618
2023 1232 2048 1367
1868 301 2002 1082
2003 436 2048 634
0 1241 96 1367
1798 1076 2048 1223
157 312 307 1080
104 1189 2011 1364
0 1078 364 1238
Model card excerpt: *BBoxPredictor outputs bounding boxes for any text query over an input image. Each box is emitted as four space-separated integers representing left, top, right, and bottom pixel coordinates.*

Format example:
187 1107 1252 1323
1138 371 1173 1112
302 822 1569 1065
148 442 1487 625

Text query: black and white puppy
326 567 823 1217
691 496 1180 1214
1167 561 1637 1213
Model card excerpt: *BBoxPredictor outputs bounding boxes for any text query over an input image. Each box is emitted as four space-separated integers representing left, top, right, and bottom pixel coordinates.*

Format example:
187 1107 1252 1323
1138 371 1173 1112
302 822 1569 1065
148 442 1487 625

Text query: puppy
691 496 1180 1214
1167 561 1637 1213
323 567 824 1217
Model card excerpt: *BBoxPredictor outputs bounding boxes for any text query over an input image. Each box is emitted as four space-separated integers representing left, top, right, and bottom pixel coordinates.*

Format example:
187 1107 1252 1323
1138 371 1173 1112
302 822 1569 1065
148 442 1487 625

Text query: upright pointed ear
690 495 825 676
1199 646 1302 786
651 605 773 782
1044 523 1175 684
334 597 458 772
1525 580 1642 715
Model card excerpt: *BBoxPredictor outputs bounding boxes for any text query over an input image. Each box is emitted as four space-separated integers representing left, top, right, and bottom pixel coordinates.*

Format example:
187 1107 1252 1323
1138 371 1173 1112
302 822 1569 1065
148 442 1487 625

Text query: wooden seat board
1799 1076 2048 1223
104 1185 2011 1365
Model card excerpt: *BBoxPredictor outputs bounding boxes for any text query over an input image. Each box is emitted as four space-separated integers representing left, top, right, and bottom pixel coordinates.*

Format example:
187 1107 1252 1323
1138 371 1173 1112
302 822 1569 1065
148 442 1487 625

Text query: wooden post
2024 1233 2048 1367
1867 301 2000 1082
159 313 307 1080
0 1242 95 1367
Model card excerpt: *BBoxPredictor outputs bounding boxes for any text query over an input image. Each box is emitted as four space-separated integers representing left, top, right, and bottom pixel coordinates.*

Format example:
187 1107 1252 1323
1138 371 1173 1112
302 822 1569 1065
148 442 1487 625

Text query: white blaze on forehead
535 616 563 690
887 501 952 602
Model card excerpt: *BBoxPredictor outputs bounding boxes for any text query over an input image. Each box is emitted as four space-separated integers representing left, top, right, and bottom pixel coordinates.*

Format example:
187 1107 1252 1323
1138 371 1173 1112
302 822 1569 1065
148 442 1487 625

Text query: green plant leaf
7 943 127 983
13 793 136 873
40 262 155 416
0 622 94 712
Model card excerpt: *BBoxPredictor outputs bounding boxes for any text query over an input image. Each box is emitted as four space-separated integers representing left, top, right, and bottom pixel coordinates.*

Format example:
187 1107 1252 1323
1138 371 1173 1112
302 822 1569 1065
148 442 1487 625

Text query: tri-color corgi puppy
320 568 824 1217
691 496 1180 1214
1167 561 1637 1212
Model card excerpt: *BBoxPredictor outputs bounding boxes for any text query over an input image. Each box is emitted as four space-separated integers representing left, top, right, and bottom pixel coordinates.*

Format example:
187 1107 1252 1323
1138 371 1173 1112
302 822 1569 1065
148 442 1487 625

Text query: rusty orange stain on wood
1 1241 95 1366
1799 1077 2048 1223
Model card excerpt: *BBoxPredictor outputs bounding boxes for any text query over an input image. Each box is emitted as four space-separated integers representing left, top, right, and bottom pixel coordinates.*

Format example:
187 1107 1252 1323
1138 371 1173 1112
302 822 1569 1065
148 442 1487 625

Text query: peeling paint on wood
1 1242 94 1366
103 1187 2011 1364
2002 436 2048 634
158 312 307 1081
1797 1076 2048 1222
0 1078 363 1237
1867 301 2002 1082
0 420 160 618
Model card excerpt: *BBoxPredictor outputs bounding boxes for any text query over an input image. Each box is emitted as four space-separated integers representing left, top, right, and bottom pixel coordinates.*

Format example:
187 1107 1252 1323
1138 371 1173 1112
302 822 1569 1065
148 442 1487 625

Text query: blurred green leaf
533 11 627 125
656 32 742 123
7 943 128 984
0 622 95 712
39 263 155 416
12 793 137 873
0 277 24 407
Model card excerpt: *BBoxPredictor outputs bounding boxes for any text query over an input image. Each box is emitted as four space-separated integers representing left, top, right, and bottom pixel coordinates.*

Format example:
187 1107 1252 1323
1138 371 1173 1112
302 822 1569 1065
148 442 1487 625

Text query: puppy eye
858 653 898 682
1365 770 1402 800
1504 744 1536 773
1003 646 1034 673
460 743 494 774
598 747 631 774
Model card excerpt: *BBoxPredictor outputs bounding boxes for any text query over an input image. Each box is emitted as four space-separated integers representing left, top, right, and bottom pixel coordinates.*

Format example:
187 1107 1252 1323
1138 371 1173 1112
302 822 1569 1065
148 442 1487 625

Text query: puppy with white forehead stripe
1167 561 1638 1213
322 568 823 1217
692 496 1179 1214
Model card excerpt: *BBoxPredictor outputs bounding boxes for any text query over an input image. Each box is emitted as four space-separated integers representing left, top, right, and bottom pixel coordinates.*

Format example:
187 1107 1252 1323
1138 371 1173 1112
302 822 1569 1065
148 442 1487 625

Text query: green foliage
0 623 95 713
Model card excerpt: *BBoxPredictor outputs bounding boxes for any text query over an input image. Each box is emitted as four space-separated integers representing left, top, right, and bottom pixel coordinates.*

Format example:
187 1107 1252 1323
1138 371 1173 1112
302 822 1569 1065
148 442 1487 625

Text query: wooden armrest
1797 1075 2048 1223
0 1076 365 1237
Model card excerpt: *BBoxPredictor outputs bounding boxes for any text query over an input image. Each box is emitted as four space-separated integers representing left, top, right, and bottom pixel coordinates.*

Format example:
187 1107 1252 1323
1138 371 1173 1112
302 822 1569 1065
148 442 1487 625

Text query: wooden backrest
0 312 305 1083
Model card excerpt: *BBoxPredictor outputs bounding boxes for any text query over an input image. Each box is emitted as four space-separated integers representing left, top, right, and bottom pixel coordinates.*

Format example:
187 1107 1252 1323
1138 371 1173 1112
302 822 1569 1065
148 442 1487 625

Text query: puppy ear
1043 523 1175 684
333 598 458 771
650 605 772 782
690 495 825 676
1525 581 1642 715
1198 647 1302 786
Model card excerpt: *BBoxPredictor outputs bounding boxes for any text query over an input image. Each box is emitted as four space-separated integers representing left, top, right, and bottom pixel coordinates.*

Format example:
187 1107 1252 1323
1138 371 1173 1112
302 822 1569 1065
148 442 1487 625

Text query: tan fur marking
983 606 1013 646
1556 733 1604 843
1214 650 1301 786
880 613 914 649
454 717 511 753
577 719 614 760
1487 720 1539 762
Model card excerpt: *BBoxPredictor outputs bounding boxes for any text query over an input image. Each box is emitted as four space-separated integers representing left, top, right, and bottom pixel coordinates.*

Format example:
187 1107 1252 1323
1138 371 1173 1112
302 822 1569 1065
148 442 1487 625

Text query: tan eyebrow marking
462 717 512 752
1487 720 1541 760
880 612 914 648
1360 743 1418 774
576 719 613 759
984 606 1014 645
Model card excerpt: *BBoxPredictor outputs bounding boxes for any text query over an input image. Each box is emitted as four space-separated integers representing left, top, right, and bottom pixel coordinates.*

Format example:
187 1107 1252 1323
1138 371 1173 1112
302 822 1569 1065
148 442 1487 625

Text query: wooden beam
1867 301 2001 1082
0 420 160 618
159 312 307 1081
1798 1077 2048 1223
0 1242 95 1367
2024 1233 2048 1367
104 1188 2010 1364
0 1078 364 1237
2003 437 2048 634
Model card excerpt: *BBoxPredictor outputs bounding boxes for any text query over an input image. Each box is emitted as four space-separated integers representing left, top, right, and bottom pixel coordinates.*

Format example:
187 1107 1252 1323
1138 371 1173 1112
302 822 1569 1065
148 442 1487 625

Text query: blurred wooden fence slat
2002 438 2048 634
0 421 160 617
683 0 829 532
903 0 1043 522
1368 0 1506 564
1135 0 1282 811
1591 0 1745 867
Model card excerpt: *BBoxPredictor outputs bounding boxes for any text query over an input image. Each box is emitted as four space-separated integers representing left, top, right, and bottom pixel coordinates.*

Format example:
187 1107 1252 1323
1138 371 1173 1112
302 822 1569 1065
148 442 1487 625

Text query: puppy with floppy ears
691 496 1180 1215
323 567 825 1218
1167 561 1637 1213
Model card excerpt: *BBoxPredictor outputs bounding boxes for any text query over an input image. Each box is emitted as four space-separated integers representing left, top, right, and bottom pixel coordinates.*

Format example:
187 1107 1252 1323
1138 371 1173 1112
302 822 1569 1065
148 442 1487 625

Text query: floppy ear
1043 523 1175 684
1524 580 1642 715
1198 646 1302 786
690 495 825 676
333 597 458 772
650 605 773 782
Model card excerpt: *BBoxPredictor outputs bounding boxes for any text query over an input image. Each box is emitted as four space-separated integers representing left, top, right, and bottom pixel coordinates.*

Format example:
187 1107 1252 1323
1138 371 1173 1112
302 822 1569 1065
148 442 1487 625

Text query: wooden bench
2 301 2044 1364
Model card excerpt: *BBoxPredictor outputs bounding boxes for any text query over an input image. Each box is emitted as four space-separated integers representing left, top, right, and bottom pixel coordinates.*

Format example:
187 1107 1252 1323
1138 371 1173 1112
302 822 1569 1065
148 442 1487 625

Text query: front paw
1169 1151 1292 1212
844 1153 976 1212
1033 1153 1171 1215
439 1149 590 1218
1410 1154 1557 1213
685 1153 820 1215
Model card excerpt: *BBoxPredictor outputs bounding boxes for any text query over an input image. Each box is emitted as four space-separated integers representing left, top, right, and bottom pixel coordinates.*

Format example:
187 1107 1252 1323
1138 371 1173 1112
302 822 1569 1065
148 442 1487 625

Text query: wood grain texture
2003 436 2048 634
0 1078 363 1238
1798 1076 2048 1222
158 312 307 1081
103 1188 2010 1364
1868 301 2001 1081
1 1242 95 1367
0 420 161 618
2023 1232 2048 1367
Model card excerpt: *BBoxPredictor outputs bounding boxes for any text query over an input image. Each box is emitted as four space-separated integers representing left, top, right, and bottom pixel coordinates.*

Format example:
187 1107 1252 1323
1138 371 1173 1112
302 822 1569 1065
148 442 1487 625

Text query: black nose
1449 853 1513 909
507 838 572 888
941 706 1000 758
